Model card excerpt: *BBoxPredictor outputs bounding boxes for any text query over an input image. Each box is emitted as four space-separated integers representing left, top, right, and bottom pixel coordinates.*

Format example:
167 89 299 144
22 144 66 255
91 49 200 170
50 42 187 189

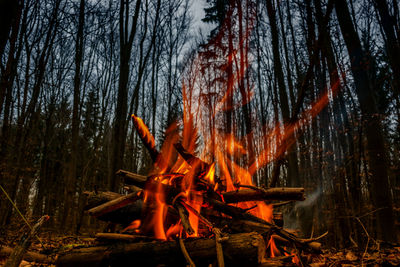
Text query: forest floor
1 228 400 266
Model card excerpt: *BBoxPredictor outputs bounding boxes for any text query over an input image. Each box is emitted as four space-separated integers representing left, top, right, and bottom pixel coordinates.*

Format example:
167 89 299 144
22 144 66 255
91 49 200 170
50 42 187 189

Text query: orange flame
267 236 280 257
131 114 155 149
122 219 141 233
130 1 342 246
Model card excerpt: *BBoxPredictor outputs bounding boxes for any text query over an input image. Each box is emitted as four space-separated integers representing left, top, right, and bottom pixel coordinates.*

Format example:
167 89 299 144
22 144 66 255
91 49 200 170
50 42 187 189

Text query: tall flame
131 1 343 252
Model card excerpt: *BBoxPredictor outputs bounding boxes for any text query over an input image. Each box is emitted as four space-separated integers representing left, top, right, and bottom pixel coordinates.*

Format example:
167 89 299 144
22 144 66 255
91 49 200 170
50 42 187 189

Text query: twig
5 215 49 267
175 202 194 236
292 243 304 267
272 200 295 208
234 183 268 192
178 237 196 267
213 228 225 267
358 207 386 219
0 184 44 246
300 231 328 243
354 217 372 267
88 190 143 217
180 201 214 229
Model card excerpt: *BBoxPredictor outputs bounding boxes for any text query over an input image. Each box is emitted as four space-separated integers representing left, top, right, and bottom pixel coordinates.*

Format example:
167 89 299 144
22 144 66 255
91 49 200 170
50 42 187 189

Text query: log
222 188 305 203
205 198 321 253
117 170 318 252
119 170 304 203
259 257 296 266
175 202 194 235
88 191 143 217
0 246 53 264
119 169 181 203
131 114 160 163
117 170 147 188
56 232 265 267
131 114 169 169
83 191 122 210
95 233 155 243
5 215 49 267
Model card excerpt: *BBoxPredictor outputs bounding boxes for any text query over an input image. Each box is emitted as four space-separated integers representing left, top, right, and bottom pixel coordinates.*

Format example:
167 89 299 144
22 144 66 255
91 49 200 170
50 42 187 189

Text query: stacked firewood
56 116 326 266
55 168 326 267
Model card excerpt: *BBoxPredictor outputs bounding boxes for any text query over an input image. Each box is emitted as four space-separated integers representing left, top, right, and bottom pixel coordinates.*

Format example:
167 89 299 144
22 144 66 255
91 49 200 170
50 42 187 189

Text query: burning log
118 170 305 203
70 113 328 266
116 169 319 252
174 201 195 235
222 188 305 203
204 198 321 253
131 114 161 163
56 232 266 267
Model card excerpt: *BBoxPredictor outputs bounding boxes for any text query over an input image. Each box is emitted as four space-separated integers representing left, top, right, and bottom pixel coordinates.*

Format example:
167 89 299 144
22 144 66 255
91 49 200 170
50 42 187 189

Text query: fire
128 3 341 263
122 219 141 233
267 236 280 257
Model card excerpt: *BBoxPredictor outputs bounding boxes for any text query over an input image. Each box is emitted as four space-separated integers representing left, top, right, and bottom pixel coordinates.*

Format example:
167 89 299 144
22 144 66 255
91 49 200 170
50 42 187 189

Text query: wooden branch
174 143 208 170
117 170 147 188
83 191 122 210
178 237 196 267
175 202 194 236
117 170 317 252
5 215 49 267
118 169 181 204
204 198 320 253
212 228 225 267
131 114 159 163
259 257 297 266
119 170 303 204
131 114 169 168
56 232 266 267
0 246 53 264
95 233 155 243
222 188 305 203
88 191 143 217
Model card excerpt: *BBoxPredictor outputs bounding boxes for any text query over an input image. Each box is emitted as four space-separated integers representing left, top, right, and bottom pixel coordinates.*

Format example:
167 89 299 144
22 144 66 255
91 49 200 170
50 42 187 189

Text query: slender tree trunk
266 0 299 187
110 0 141 191
62 0 85 230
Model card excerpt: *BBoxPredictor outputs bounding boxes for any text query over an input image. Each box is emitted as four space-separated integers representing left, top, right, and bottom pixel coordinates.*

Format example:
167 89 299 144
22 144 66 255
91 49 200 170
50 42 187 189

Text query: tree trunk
63 0 85 230
266 0 299 187
110 0 142 191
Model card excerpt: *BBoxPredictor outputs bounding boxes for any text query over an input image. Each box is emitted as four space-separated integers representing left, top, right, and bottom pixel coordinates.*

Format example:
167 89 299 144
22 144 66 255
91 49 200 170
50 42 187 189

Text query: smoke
283 188 322 237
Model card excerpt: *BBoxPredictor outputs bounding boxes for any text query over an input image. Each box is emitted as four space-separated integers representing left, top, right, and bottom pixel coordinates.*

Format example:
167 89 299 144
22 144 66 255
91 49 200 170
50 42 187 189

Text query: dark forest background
0 0 399 248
